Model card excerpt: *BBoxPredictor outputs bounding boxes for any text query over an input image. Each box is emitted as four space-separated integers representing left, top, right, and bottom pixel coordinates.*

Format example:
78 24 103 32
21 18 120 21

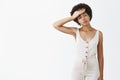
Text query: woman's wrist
70 16 76 20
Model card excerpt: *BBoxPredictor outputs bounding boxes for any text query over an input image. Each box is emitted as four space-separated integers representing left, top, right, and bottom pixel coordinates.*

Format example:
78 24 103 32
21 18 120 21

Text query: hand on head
72 8 85 19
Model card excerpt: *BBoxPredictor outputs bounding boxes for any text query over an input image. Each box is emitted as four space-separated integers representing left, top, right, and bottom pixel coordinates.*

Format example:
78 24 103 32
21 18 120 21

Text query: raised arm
97 31 104 80
53 9 85 38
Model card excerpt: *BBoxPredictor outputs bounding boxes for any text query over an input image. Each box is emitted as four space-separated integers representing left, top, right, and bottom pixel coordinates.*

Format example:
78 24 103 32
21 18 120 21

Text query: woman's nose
81 16 85 20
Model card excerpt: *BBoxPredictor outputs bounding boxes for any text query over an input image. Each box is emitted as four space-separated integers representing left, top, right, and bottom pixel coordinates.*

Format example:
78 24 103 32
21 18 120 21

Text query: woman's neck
81 24 93 32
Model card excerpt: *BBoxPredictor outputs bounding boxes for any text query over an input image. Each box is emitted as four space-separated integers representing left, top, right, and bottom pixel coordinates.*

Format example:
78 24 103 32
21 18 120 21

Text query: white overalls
71 28 100 80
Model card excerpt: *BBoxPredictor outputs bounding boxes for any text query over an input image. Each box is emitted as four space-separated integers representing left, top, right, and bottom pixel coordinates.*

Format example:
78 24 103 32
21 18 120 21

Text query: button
84 62 86 64
85 51 88 53
86 41 89 44
86 46 88 48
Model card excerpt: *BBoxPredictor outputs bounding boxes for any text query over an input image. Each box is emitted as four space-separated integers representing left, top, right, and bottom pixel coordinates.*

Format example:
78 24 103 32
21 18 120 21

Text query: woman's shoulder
95 29 103 35
93 28 103 33
95 29 103 40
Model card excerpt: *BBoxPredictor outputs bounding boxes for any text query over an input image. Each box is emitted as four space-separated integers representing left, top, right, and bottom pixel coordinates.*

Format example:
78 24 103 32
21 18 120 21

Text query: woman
53 3 104 80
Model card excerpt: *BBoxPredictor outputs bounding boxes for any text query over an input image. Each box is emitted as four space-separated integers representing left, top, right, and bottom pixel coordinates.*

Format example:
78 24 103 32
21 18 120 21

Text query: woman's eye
84 14 87 16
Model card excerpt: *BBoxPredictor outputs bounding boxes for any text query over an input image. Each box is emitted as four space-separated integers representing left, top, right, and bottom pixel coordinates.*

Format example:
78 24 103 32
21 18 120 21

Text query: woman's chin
82 23 89 26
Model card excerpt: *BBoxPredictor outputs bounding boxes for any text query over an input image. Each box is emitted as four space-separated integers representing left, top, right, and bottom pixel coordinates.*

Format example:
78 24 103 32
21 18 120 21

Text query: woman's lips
83 21 88 23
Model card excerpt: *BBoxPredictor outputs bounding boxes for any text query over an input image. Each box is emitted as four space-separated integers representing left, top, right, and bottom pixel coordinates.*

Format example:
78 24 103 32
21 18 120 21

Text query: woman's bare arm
97 31 104 80
53 9 85 37
53 16 76 36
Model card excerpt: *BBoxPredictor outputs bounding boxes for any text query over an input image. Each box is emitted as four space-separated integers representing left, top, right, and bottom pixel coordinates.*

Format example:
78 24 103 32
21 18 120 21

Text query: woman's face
77 12 90 26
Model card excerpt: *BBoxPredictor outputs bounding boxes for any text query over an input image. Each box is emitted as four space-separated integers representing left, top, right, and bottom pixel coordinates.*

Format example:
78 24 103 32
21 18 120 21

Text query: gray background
0 0 120 80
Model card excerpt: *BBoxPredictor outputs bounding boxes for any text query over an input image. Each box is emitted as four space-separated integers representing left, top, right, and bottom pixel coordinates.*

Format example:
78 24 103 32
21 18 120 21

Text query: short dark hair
70 3 92 25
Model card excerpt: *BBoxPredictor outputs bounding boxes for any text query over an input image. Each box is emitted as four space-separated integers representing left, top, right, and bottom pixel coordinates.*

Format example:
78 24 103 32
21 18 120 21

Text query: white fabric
71 28 100 80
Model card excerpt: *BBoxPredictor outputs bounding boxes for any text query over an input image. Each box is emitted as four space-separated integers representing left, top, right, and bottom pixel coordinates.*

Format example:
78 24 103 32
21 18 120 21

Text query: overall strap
96 30 99 44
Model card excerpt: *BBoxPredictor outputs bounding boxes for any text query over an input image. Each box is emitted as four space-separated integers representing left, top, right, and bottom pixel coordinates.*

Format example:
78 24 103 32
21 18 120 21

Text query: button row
85 44 89 58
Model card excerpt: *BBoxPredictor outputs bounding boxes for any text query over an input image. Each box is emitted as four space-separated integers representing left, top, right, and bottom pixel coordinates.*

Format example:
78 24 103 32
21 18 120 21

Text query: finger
78 8 85 13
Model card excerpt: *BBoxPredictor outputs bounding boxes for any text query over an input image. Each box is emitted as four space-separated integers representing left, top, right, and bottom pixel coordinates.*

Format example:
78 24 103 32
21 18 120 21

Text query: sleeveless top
75 28 99 73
